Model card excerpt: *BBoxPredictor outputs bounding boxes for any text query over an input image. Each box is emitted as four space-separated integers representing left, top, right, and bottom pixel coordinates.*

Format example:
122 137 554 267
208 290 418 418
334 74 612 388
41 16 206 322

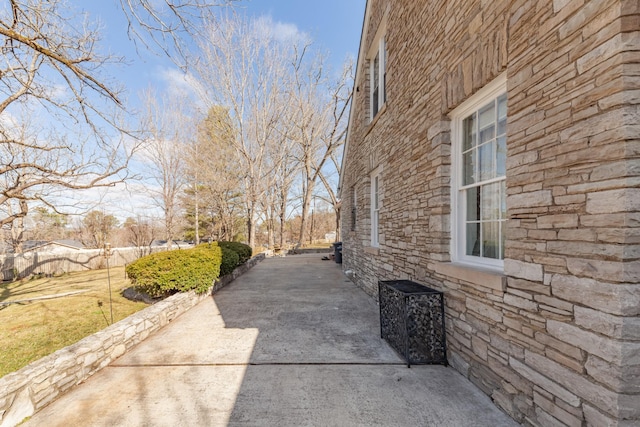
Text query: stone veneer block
586 188 640 214
509 357 580 407
551 274 640 316
504 259 544 282
525 350 638 419
574 306 640 341
547 319 640 366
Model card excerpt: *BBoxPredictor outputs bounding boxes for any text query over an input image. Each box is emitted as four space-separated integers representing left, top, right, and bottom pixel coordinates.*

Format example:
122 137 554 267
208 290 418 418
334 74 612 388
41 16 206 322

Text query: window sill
434 262 506 292
364 246 380 256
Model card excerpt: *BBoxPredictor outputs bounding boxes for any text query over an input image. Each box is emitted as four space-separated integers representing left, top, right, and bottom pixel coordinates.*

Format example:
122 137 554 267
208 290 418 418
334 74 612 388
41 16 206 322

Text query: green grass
0 266 148 378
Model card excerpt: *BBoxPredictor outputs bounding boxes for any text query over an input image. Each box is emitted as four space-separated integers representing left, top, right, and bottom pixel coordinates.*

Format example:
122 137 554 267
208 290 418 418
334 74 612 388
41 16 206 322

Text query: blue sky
71 0 366 220
83 0 366 107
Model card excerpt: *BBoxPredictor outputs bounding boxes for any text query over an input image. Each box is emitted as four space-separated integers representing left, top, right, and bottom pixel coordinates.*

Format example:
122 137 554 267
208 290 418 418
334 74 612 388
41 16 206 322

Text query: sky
69 0 367 221
83 0 366 110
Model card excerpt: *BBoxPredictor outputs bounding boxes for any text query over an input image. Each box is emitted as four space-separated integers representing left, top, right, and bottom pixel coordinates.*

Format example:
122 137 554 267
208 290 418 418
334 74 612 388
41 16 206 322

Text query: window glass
370 35 386 120
382 37 387 104
466 223 479 257
371 174 380 247
466 186 479 222
482 222 500 259
351 187 357 231
462 115 476 151
497 136 506 177
478 141 495 181
455 85 507 266
372 52 380 116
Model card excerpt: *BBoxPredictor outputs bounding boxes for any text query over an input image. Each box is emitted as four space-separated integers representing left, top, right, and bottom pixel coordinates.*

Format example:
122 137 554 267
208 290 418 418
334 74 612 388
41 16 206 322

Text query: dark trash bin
333 242 342 264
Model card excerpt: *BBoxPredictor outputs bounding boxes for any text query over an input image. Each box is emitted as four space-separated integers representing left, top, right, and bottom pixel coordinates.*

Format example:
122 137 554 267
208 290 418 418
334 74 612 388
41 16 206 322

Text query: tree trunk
11 217 25 254
247 201 256 249
335 205 341 242
295 177 315 250
194 181 200 245
279 195 286 248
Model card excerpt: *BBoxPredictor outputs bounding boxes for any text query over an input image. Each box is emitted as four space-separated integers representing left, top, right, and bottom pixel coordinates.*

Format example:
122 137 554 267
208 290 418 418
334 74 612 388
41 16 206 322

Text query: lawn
0 266 149 378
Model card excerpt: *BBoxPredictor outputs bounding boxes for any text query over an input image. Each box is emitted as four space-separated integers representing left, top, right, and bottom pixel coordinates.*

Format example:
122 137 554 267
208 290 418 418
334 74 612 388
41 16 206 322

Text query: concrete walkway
25 254 518 426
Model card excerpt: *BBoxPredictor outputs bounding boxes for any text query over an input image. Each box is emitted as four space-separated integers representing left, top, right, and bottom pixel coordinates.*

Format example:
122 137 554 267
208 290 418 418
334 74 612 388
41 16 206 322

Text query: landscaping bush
218 241 252 264
219 245 240 277
125 243 222 297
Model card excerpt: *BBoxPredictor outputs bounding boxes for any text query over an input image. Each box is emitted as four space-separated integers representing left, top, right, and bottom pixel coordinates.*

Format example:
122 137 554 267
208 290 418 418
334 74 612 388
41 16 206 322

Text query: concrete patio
24 254 518 426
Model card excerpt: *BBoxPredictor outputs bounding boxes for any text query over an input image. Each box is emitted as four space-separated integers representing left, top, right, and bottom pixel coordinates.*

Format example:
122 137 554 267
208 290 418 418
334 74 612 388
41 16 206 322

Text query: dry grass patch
0 266 148 378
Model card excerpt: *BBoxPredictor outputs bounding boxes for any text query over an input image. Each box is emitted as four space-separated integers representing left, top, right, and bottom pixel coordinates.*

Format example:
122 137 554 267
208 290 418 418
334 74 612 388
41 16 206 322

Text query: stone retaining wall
0 254 265 427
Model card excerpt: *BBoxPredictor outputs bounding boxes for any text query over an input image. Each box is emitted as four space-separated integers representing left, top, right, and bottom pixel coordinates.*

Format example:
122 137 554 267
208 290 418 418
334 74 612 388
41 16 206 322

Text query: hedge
218 245 240 277
125 243 222 298
218 241 252 264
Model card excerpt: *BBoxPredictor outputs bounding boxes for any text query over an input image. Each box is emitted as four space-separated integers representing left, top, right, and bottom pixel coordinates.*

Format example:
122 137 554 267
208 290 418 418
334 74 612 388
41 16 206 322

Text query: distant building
20 240 85 254
340 1 639 425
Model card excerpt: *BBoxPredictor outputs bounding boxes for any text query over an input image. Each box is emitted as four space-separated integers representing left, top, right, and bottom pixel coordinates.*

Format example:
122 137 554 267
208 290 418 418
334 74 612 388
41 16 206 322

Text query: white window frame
370 170 381 247
368 22 387 121
450 73 507 271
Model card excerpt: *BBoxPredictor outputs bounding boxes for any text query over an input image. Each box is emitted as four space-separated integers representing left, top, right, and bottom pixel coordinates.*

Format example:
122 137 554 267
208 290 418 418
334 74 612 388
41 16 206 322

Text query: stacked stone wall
0 254 265 427
341 0 639 425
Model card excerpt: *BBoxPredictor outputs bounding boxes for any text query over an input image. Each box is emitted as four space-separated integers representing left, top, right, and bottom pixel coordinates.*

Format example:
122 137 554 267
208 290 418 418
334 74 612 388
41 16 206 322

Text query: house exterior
22 240 85 254
339 0 639 425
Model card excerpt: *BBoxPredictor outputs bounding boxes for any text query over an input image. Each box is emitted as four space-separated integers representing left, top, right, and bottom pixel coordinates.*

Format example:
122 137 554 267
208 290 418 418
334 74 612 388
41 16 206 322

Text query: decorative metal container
379 280 447 367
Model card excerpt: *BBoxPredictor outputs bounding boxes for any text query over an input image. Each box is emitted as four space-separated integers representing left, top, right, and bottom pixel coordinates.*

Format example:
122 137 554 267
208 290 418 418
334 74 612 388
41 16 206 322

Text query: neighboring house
340 1 638 425
21 240 84 254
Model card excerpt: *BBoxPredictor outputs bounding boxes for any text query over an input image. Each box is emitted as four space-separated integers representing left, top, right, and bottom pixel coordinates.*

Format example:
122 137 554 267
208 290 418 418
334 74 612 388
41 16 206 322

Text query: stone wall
0 254 265 427
341 0 639 425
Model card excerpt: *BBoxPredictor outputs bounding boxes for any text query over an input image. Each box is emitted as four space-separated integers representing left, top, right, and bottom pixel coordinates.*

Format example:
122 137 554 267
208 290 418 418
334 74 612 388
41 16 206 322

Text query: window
371 172 380 247
369 33 386 120
351 186 357 231
451 74 507 269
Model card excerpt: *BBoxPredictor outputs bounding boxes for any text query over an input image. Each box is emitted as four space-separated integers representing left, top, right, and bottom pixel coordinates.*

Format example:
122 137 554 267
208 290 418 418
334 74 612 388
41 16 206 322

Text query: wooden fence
0 247 172 281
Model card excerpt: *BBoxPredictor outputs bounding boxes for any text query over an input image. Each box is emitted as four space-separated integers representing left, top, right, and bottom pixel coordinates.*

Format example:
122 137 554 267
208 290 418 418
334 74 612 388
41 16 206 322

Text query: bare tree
140 89 191 248
288 53 353 249
318 155 343 242
317 59 355 242
268 129 300 249
0 0 142 250
123 216 157 257
190 13 300 249
117 0 237 62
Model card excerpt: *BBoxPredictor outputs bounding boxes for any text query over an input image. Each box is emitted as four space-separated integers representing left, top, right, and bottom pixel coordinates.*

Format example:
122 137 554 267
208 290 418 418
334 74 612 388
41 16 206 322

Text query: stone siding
0 254 265 427
341 0 639 425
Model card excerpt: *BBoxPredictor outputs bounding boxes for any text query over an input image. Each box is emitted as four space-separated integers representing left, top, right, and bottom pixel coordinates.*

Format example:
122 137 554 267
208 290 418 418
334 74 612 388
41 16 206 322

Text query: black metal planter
378 280 447 367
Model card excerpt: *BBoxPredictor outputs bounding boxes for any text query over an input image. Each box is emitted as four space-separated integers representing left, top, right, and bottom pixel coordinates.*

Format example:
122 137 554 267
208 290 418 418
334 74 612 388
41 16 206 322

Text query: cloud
254 15 309 44
156 67 197 98
53 179 163 222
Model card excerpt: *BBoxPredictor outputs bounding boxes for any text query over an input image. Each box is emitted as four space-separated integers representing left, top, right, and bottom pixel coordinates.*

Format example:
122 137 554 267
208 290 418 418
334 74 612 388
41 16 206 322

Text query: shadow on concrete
23 254 517 426
216 255 517 426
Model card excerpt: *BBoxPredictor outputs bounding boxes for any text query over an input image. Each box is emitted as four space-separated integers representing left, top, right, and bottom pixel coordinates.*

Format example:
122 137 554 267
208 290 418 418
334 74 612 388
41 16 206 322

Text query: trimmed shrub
219 245 240 277
125 243 222 298
218 241 252 264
